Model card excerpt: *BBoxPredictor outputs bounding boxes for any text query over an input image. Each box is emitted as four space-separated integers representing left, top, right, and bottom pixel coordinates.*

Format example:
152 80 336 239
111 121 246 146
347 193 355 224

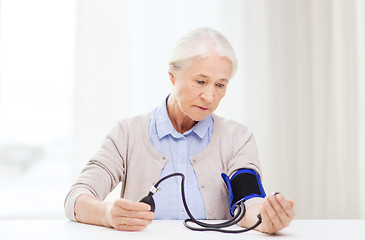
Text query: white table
1 219 364 240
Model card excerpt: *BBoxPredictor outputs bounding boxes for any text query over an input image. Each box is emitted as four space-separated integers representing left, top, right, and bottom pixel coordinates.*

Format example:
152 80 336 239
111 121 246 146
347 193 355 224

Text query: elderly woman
64 27 295 234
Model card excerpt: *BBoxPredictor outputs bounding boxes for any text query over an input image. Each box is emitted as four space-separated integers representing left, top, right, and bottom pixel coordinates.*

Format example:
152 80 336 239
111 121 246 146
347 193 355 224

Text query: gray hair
168 27 238 77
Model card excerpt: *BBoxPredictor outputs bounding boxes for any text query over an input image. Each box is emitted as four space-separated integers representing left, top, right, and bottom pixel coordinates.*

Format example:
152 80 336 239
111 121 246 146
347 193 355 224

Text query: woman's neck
166 95 197 134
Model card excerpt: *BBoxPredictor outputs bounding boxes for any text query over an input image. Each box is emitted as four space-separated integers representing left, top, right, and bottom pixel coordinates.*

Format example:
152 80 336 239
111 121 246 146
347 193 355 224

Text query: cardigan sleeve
224 120 265 209
64 121 126 221
226 126 262 178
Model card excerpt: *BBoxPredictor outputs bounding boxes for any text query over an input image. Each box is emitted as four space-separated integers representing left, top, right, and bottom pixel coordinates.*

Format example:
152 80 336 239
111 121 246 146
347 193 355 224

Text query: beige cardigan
64 112 264 221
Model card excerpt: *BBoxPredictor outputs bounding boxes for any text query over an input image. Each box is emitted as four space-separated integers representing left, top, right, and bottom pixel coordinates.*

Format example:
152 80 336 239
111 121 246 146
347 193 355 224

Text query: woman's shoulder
212 114 252 136
105 111 152 141
211 114 254 148
116 111 152 128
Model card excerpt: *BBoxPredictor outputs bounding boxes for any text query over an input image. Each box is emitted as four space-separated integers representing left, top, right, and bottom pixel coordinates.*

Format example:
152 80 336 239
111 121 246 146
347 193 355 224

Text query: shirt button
180 159 184 163
181 211 185 215
180 137 185 140
201 185 205 188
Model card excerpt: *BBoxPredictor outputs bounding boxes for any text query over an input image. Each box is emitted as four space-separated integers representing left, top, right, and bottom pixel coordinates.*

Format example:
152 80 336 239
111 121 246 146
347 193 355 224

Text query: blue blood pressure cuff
221 169 266 216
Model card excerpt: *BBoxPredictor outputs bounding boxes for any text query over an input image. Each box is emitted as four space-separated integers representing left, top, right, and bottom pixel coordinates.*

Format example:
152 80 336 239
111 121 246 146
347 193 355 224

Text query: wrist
101 201 113 228
238 202 262 228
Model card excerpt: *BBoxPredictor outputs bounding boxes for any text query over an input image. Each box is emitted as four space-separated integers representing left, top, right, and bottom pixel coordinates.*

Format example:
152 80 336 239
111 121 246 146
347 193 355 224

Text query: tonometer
139 169 266 233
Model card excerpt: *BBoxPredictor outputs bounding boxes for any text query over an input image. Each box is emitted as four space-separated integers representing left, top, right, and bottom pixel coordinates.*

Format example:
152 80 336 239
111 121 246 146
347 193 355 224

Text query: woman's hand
104 198 155 231
257 193 295 234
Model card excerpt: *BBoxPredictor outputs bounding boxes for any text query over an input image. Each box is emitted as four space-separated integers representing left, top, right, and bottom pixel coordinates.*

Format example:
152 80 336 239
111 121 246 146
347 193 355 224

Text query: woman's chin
189 112 211 122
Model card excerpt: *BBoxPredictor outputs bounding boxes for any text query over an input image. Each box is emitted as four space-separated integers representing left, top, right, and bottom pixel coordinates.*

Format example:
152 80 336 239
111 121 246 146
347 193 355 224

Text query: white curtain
241 0 364 219
74 0 365 219
357 0 365 220
73 0 130 175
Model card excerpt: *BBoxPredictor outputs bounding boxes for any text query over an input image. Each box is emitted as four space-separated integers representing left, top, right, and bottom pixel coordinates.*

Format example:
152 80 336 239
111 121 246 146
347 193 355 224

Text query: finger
275 194 295 219
110 204 155 221
114 223 148 232
289 199 295 208
264 196 285 230
118 216 152 227
259 207 274 233
112 216 152 231
267 195 291 227
115 198 152 212
119 208 155 220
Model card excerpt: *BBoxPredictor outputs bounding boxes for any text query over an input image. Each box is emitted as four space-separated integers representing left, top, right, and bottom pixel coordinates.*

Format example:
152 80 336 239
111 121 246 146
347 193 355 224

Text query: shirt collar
192 115 213 139
155 95 213 140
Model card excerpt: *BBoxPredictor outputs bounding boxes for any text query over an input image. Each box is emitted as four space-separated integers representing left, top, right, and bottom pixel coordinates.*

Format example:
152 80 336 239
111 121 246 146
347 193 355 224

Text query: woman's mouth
195 105 209 111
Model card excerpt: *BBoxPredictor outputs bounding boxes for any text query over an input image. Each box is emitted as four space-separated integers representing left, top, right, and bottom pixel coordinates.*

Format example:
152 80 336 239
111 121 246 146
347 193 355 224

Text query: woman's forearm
240 194 295 234
74 194 112 227
238 202 263 229
74 194 155 231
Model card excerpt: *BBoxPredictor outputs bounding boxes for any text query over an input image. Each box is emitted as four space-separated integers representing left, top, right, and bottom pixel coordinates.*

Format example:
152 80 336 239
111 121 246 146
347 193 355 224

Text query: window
0 0 75 218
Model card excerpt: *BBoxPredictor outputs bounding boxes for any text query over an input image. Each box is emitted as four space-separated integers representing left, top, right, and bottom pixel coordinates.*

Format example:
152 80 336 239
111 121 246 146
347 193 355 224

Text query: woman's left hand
257 193 295 234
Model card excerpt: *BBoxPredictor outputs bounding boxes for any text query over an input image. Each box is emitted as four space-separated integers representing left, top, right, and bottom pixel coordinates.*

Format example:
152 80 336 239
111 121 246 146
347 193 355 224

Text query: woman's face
170 55 233 121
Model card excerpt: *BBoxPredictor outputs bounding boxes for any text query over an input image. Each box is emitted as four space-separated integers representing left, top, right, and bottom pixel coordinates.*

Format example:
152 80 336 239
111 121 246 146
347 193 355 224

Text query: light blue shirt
149 96 213 220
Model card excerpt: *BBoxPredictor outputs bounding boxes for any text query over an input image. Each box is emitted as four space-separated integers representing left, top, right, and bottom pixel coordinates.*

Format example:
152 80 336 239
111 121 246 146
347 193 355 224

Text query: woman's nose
201 86 214 103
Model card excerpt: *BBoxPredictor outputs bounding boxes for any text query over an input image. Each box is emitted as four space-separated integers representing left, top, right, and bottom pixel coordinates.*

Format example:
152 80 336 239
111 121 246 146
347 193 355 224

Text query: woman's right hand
104 198 155 231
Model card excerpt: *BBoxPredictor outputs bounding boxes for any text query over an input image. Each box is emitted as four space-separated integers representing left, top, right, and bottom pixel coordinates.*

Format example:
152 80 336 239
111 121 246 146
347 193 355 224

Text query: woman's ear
169 72 176 85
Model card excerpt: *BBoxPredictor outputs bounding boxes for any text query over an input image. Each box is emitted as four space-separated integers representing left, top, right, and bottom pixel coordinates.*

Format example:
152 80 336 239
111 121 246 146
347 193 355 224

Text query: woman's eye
197 80 205 84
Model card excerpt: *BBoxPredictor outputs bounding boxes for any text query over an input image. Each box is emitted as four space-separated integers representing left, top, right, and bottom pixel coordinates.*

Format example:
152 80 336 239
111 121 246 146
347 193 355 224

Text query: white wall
73 0 130 176
357 0 365 219
73 0 365 219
